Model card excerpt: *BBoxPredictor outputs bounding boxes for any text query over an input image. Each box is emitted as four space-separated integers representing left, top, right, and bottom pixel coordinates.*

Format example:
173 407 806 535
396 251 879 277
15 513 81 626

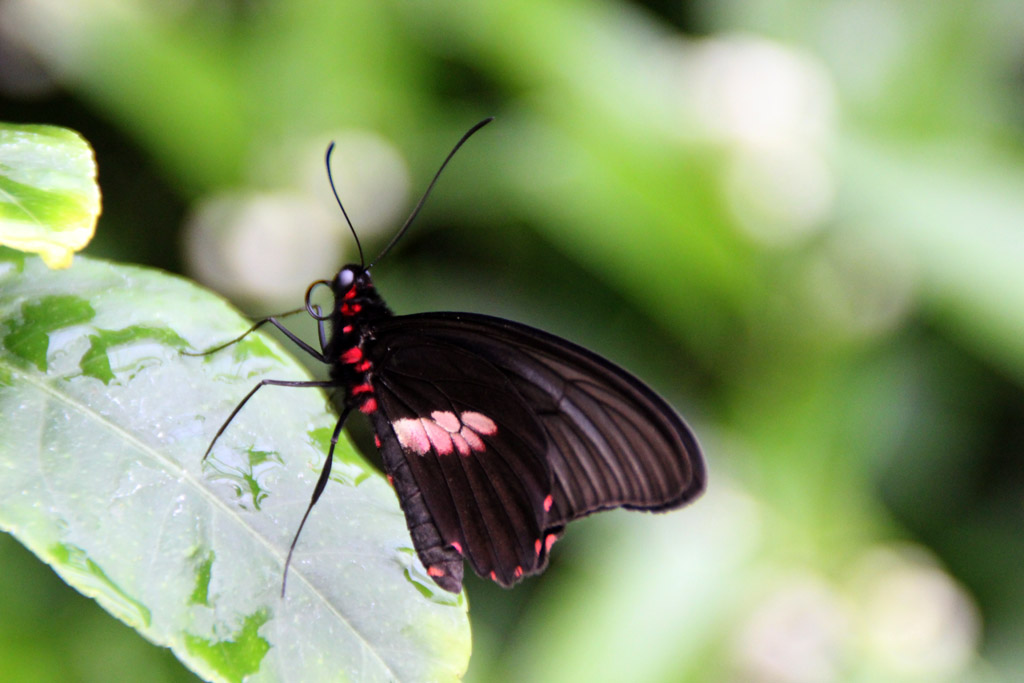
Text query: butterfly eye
336 267 356 289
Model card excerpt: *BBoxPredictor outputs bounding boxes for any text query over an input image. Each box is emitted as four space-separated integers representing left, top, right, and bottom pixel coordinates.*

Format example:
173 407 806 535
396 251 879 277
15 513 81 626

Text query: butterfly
198 119 706 594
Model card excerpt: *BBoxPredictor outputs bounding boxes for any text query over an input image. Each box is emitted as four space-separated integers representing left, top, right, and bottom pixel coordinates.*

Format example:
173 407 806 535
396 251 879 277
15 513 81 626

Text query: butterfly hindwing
366 312 704 590
368 340 556 587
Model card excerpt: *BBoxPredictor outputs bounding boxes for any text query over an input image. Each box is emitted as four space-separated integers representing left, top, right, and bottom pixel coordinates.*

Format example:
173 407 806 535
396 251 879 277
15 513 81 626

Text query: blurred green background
2 0 1023 681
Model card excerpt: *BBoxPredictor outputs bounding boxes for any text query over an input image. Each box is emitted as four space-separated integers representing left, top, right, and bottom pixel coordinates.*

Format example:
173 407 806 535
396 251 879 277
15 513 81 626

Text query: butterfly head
334 264 367 294
323 264 391 324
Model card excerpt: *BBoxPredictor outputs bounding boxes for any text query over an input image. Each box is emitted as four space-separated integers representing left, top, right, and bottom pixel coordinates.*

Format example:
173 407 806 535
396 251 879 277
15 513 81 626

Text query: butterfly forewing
366 312 705 590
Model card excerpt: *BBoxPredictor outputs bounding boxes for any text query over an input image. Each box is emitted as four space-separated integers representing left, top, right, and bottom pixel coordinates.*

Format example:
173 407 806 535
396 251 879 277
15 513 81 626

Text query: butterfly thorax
325 265 392 414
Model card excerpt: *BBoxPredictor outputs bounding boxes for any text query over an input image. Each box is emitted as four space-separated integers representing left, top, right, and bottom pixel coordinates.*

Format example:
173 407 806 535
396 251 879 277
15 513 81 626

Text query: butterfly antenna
325 141 365 267
368 117 494 269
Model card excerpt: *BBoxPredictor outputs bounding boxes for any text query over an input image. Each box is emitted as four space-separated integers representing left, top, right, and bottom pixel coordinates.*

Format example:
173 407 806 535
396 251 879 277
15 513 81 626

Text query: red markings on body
392 410 498 457
451 541 463 555
543 494 553 512
374 434 381 448
352 383 373 395
340 302 363 316
343 287 357 300
427 566 446 578
359 398 377 414
340 347 363 364
342 324 353 334
355 360 372 372
386 474 393 487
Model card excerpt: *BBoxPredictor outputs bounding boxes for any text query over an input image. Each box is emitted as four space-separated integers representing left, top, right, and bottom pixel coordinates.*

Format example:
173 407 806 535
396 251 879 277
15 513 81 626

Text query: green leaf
0 123 100 268
0 252 470 682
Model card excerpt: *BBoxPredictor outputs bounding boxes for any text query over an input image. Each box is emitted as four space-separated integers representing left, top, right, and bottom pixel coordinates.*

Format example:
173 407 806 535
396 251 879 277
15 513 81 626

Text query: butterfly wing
364 312 705 591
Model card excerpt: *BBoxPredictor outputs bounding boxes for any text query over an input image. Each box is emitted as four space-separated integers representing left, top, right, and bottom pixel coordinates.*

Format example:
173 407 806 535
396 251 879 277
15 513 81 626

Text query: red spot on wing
545 534 558 553
427 566 446 578
374 434 381 448
359 397 377 414
489 571 498 582
386 474 393 487
534 538 542 556
451 541 463 555
340 347 363 364
543 494 553 512
513 566 523 579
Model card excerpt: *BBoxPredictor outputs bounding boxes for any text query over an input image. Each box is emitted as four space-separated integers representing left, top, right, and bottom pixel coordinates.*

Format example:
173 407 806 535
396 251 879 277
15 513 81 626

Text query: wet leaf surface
0 251 469 682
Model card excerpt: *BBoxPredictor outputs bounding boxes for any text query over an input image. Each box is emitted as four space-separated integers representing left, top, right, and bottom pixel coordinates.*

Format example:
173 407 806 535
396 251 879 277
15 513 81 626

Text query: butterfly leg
281 404 353 596
184 312 328 363
203 379 338 459
308 304 329 354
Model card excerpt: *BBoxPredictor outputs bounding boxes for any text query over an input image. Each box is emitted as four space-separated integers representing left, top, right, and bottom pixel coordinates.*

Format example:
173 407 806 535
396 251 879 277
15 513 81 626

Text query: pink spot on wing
393 411 496 457
431 410 461 433
374 434 381 448
422 419 454 455
460 427 485 452
543 494 553 512
535 539 542 556
545 534 558 553
339 347 363 364
386 474 393 487
489 571 498 582
359 397 377 414
427 566 446 578
393 419 431 455
451 541 463 555
450 432 471 456
461 411 497 435
514 566 523 579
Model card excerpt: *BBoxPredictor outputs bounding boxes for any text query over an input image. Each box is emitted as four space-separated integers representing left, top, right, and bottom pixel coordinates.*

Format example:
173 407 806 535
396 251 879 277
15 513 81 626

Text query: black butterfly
198 119 705 594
